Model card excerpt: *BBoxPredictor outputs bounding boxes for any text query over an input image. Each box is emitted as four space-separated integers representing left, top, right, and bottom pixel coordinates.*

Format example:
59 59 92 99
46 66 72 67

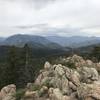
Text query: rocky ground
1 55 100 100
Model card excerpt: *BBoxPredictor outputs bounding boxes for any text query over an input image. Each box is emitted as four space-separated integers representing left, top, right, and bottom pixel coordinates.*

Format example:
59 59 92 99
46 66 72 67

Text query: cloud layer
0 0 100 37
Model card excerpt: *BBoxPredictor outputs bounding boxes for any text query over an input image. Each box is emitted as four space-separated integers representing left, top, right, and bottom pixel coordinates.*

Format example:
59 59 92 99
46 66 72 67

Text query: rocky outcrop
1 54 100 100
64 54 100 70
66 54 86 67
34 55 100 100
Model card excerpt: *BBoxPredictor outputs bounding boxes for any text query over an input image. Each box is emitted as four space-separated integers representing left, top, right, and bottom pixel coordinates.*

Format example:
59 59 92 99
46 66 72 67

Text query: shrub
65 62 76 69
14 89 26 100
31 84 41 91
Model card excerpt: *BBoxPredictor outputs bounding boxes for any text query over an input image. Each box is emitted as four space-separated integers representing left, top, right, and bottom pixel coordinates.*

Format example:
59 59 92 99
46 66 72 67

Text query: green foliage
31 84 41 91
51 57 76 69
65 62 76 69
42 78 53 88
38 89 47 97
43 79 50 87
5 46 18 85
14 89 26 100
0 45 33 89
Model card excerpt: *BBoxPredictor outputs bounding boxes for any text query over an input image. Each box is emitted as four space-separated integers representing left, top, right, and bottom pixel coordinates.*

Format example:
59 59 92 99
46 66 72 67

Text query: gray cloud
15 23 100 36
2 0 58 9
15 23 48 29
14 23 91 37
0 0 100 37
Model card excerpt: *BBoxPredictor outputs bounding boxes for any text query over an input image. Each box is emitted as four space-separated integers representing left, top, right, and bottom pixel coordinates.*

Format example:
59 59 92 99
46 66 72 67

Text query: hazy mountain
46 36 100 48
75 43 100 54
0 34 65 50
71 38 100 48
1 34 100 49
2 34 51 46
0 37 5 42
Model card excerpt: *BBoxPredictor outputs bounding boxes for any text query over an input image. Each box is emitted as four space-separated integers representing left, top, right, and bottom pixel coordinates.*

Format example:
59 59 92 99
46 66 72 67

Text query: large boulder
95 63 100 72
79 67 99 83
48 88 70 100
0 84 16 100
23 91 39 100
69 71 80 86
35 62 54 86
44 61 51 70
66 55 86 68
54 64 65 76
35 70 50 86
53 75 70 95
86 60 94 67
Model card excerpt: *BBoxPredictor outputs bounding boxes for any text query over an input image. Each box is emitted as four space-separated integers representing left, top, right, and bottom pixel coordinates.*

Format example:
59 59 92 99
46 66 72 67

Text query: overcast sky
0 0 100 37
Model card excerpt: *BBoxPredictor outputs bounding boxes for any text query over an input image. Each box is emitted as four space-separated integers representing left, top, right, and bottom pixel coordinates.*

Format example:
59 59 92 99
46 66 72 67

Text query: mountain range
46 36 100 48
0 34 100 49
0 34 63 50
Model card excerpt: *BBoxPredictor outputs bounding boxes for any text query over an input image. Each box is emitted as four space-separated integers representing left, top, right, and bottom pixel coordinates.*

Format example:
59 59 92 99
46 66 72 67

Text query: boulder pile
0 55 100 100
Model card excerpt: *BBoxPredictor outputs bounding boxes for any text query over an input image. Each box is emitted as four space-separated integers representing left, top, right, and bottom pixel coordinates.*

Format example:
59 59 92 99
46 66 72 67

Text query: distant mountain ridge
0 37 5 42
1 34 100 49
46 36 100 48
3 34 50 46
0 34 65 50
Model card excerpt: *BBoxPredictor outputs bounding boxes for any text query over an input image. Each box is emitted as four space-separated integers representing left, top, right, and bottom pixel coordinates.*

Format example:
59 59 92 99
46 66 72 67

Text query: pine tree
13 44 32 88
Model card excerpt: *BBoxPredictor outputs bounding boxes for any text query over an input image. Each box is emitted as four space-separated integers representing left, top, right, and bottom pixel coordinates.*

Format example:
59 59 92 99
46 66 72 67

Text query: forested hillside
0 44 69 89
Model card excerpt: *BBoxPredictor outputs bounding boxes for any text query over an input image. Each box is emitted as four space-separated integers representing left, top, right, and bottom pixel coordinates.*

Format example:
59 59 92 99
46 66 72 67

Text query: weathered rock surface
79 67 99 83
23 91 39 100
77 82 100 100
0 84 16 100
